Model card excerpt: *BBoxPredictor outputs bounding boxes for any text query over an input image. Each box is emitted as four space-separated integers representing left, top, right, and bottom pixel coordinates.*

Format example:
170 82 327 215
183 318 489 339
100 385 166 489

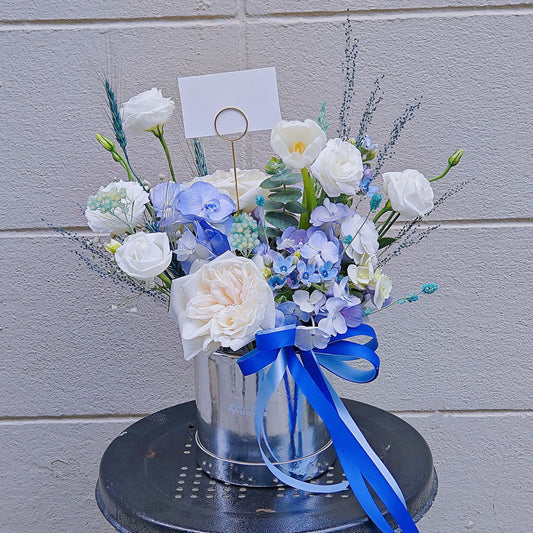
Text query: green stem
153 126 176 182
373 201 392 223
379 212 400 238
430 163 452 182
158 272 172 288
299 167 316 229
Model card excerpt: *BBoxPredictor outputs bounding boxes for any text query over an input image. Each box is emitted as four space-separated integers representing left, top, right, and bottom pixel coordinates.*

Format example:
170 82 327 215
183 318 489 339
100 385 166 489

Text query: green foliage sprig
260 158 307 237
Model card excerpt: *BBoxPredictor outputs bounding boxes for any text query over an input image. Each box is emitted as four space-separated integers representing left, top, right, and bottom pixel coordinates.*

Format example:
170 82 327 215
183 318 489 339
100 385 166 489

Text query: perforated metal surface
96 400 437 533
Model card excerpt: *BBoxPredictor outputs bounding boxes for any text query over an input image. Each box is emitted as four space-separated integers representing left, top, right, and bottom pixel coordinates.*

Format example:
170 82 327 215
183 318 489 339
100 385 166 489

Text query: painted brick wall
1 2 532 531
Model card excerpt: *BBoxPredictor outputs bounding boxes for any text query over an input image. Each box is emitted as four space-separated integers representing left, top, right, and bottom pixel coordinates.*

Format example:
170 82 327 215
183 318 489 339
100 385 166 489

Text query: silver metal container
194 350 336 487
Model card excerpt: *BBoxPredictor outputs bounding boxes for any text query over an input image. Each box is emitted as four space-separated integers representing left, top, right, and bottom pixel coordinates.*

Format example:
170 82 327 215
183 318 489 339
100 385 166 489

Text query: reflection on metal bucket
195 350 336 486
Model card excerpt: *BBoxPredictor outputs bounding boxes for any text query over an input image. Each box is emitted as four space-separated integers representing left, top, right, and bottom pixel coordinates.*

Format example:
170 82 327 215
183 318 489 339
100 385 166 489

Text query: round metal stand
96 400 437 533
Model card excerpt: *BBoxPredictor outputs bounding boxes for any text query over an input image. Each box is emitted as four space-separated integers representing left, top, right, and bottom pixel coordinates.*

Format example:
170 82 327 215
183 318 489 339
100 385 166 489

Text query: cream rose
121 88 175 134
193 169 268 211
270 119 327 170
169 252 276 360
310 138 364 197
85 180 149 234
115 232 172 282
383 169 434 218
340 214 379 263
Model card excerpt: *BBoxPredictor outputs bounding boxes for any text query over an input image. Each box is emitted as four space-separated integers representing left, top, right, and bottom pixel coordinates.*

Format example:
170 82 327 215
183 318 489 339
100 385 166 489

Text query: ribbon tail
254 348 348 493
288 351 419 533
304 351 405 506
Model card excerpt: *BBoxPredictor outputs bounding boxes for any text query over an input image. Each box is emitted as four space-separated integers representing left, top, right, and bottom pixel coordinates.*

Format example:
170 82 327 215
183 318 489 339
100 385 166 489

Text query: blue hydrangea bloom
277 227 309 253
309 198 351 226
300 230 341 266
177 181 235 223
194 219 230 257
150 182 181 223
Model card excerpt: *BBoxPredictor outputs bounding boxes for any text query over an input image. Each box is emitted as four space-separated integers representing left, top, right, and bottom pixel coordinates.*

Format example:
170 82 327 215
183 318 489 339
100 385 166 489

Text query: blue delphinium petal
268 275 285 290
273 255 296 276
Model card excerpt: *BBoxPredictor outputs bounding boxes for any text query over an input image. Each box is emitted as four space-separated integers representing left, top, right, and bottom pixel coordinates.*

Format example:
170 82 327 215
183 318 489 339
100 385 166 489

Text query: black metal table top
96 400 437 533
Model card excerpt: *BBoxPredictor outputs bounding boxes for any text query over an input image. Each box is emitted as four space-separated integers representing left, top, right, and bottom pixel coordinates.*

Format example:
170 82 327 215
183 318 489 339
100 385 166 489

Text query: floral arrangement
64 22 467 533
79 91 462 362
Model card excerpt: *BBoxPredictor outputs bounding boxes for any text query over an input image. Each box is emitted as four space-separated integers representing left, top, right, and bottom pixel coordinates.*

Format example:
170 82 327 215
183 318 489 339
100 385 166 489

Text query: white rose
310 138 363 197
383 169 434 218
193 168 268 211
85 180 149 234
270 119 327 169
169 251 276 360
121 88 175 134
115 232 172 282
340 214 379 263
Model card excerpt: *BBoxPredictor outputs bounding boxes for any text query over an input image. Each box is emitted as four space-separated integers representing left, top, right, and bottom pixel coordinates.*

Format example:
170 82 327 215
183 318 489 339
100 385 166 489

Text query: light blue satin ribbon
238 324 419 533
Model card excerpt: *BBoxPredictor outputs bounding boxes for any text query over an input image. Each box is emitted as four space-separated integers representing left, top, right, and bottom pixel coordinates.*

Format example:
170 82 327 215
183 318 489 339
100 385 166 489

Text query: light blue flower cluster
230 213 260 252
87 188 128 213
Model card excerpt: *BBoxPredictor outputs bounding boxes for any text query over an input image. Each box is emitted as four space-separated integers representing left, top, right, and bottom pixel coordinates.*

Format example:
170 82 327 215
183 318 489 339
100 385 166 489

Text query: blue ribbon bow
238 324 419 533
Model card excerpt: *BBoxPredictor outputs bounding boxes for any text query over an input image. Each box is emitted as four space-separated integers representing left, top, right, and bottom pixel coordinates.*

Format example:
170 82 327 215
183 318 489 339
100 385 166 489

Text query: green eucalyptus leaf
261 171 303 189
378 237 396 249
260 177 283 189
281 173 304 185
268 168 292 183
262 199 284 210
264 226 282 238
265 211 299 230
270 189 302 202
284 201 307 214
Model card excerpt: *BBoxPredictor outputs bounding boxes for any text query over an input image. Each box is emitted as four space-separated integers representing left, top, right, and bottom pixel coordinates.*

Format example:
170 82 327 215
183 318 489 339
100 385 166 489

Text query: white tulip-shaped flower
270 119 327 169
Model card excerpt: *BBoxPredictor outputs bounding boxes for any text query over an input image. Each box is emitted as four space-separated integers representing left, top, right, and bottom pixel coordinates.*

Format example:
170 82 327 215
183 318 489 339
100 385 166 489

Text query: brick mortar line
245 3 533 20
1 218 532 238
0 408 531 425
1 4 533 30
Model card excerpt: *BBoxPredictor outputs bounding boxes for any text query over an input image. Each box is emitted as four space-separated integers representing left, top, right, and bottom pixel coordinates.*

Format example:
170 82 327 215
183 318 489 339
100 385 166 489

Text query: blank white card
178 67 281 139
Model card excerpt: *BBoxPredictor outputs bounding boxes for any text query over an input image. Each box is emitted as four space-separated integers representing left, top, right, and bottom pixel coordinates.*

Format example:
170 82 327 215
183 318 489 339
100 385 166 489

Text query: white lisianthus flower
340 214 379 263
383 169 434 218
310 138 364 197
115 232 172 282
121 88 175 134
85 180 149 234
169 251 276 360
192 168 268 211
270 119 327 170
372 271 393 309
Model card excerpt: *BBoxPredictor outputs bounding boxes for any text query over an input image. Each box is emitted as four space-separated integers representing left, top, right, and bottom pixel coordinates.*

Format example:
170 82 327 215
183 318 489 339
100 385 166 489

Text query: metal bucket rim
195 431 333 466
